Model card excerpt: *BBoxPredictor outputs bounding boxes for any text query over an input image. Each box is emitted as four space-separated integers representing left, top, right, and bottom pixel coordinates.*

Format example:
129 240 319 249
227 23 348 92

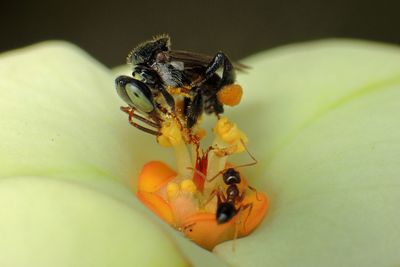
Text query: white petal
0 176 189 267
0 42 224 267
0 41 166 186
215 40 400 266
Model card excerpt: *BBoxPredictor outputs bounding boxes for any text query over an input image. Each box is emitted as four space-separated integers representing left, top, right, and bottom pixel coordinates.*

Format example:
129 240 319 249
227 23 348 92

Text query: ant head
223 168 241 185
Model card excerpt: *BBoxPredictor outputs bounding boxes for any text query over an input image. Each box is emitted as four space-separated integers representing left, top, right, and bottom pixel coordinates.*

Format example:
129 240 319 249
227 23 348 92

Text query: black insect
207 141 259 224
115 34 246 133
215 168 246 223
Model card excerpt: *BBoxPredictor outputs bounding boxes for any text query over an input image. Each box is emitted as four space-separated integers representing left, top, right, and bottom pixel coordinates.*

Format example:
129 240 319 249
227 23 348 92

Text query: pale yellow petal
214 40 400 267
0 42 226 267
0 41 169 187
0 176 189 267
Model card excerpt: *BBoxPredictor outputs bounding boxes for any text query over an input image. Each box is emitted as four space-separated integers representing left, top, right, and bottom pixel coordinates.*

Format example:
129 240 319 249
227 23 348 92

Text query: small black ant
207 140 259 224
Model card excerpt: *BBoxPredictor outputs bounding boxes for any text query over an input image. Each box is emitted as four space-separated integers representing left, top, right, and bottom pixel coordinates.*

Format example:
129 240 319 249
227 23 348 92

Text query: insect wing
168 50 249 71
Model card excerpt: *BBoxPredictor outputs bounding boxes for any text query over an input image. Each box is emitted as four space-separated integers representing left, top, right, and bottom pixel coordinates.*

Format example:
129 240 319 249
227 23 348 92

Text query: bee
115 34 247 134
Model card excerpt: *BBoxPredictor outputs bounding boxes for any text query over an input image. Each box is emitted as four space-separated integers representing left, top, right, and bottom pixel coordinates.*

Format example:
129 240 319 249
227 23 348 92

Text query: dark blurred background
1 0 399 67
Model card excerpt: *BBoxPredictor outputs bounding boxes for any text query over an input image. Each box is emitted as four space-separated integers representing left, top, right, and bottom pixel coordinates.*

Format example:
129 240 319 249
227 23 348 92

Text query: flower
0 39 399 266
135 116 269 251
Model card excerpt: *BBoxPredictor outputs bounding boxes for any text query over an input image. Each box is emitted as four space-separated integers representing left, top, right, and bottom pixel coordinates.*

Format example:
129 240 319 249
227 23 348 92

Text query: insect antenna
207 139 257 182
187 166 207 180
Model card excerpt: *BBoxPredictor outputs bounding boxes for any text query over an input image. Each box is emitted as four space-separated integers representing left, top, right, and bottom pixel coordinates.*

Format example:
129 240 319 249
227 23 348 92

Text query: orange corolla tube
136 160 269 251
181 193 268 250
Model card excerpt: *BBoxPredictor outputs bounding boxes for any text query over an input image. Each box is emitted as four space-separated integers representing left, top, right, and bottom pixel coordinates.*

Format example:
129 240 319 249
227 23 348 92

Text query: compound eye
125 81 154 113
115 75 154 114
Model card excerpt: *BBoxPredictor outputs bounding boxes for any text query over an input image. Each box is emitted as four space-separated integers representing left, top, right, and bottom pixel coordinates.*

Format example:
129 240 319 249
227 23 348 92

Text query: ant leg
198 52 236 87
242 203 253 233
231 139 258 169
229 201 254 252
247 185 261 201
231 203 250 253
207 170 223 182
187 166 207 180
235 190 253 232
232 212 242 252
204 188 225 207
235 202 253 235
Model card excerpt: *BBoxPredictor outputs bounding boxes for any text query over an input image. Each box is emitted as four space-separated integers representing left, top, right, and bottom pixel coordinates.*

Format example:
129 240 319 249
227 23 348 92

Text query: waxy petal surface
0 176 189 267
214 40 400 267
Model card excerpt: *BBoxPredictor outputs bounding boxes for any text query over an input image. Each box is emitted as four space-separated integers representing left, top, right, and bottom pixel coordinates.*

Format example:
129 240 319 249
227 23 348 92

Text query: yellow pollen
195 128 207 140
167 86 192 98
217 84 243 106
214 117 248 152
167 182 180 200
180 179 197 194
157 120 183 147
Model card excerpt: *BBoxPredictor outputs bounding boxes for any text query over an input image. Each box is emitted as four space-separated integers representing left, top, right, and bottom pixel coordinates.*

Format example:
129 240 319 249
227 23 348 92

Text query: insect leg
231 229 238 252
204 187 225 208
120 106 160 128
240 202 253 233
121 106 160 136
183 87 203 128
157 85 176 112
127 116 160 136
231 201 252 252
200 52 235 87
247 185 261 201
201 73 224 117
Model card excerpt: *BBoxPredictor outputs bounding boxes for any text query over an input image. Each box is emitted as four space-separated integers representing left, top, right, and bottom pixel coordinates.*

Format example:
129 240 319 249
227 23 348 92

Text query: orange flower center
135 118 269 250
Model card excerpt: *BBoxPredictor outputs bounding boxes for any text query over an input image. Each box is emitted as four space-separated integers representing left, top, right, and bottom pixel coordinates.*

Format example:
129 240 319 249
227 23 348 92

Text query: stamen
167 182 179 200
157 120 184 147
204 117 249 192
180 179 197 194
173 143 192 180
157 119 192 179
214 117 248 152
205 147 227 191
